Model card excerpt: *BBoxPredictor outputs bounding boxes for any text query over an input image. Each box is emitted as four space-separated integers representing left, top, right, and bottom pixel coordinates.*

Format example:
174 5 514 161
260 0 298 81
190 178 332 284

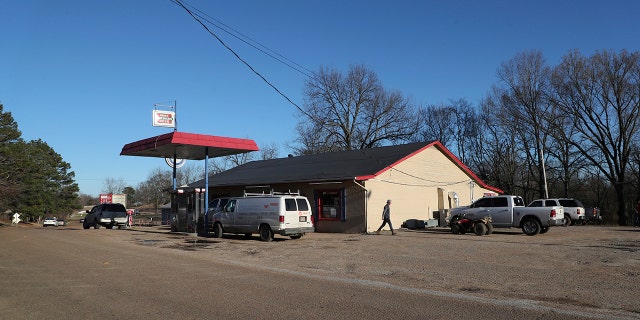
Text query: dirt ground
115 223 640 316
6 221 640 317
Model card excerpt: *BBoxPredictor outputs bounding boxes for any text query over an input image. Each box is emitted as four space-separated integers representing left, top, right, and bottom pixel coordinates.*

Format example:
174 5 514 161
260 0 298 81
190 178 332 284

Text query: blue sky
2 0 639 197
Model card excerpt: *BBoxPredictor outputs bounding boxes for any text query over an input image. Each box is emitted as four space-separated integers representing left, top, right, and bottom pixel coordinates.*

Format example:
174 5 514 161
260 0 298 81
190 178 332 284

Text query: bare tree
102 177 126 194
177 162 203 186
136 168 172 213
294 65 420 154
258 142 279 160
417 104 456 147
550 49 640 225
449 99 478 165
495 50 553 199
206 143 277 174
473 91 524 197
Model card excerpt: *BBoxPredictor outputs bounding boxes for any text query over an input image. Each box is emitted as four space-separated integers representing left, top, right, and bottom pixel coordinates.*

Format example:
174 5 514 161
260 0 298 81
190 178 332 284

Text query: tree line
293 49 640 225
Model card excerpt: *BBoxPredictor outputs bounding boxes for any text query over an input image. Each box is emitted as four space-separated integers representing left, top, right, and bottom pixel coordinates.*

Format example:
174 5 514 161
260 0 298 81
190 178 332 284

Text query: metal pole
204 147 209 234
172 153 177 191
173 100 177 132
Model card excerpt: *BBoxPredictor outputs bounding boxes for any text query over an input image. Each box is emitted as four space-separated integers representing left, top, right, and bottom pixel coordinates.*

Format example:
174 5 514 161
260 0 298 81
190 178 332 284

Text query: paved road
0 224 636 319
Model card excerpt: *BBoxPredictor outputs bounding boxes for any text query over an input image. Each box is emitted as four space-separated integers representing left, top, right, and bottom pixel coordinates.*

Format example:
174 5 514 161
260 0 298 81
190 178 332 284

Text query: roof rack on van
243 189 301 197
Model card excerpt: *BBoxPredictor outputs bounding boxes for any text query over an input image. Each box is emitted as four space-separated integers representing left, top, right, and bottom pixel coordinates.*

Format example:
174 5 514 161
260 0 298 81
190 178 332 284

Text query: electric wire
171 0 315 121
170 1 487 191
176 1 318 81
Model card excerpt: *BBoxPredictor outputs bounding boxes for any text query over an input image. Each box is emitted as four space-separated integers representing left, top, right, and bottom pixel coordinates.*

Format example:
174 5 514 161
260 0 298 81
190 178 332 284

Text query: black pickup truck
83 203 128 229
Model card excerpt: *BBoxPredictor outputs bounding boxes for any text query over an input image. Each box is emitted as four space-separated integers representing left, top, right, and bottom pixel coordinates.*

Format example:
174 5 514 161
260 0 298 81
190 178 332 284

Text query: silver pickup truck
448 195 565 235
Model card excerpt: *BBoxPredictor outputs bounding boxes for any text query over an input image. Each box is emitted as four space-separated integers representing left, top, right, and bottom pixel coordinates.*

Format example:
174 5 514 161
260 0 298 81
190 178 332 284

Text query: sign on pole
152 110 176 128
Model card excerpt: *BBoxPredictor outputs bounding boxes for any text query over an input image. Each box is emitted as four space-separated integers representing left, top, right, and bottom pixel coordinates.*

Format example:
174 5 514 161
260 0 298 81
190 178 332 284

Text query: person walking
376 199 396 235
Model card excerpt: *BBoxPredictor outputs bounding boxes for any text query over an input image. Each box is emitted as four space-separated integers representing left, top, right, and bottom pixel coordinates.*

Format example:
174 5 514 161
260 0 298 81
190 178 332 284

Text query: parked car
83 203 128 229
528 198 585 226
57 219 65 226
43 217 58 227
211 192 315 241
194 197 234 235
584 207 603 224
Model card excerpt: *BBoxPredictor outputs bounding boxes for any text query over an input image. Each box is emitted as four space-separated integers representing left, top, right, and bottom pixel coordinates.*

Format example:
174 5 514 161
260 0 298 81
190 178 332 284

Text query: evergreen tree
0 104 23 211
0 104 81 219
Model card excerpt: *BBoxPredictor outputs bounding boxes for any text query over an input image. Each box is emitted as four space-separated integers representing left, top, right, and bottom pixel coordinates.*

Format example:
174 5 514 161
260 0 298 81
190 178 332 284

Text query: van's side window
296 199 309 211
225 200 236 212
285 199 297 211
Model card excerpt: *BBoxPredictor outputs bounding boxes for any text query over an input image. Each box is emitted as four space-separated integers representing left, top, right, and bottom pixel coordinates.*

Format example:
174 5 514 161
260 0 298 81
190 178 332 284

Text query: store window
316 190 345 221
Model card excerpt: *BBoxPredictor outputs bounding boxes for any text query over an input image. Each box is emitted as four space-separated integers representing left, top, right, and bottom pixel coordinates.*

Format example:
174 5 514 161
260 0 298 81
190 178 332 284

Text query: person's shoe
375 230 381 235
391 231 397 235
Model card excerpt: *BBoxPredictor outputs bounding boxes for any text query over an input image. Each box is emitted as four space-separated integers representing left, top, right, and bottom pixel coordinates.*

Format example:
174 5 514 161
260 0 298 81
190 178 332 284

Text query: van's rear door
283 197 313 228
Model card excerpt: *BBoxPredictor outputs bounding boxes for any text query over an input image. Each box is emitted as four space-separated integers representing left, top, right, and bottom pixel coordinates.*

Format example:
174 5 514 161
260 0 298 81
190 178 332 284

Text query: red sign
99 194 112 204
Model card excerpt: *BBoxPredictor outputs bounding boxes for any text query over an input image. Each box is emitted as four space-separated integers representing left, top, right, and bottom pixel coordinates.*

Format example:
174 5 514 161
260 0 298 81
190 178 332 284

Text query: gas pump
169 187 206 233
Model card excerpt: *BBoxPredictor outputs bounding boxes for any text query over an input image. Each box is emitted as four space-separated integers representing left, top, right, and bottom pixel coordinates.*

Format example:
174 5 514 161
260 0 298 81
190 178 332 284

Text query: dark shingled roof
188 141 502 193
189 142 431 188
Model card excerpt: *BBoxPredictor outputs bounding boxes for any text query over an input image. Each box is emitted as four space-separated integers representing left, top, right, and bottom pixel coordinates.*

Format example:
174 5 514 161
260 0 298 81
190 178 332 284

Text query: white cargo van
210 192 314 241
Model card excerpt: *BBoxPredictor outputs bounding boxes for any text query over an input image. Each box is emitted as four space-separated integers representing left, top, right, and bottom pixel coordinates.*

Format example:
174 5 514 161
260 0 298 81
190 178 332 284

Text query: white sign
152 110 175 128
165 157 186 168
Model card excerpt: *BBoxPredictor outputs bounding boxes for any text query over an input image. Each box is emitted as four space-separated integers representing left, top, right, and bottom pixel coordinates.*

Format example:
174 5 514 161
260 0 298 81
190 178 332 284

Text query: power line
177 1 317 80
170 0 315 120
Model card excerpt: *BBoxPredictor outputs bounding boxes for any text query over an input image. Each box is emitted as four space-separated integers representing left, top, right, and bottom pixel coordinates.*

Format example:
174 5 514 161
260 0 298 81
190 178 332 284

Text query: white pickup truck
448 195 565 235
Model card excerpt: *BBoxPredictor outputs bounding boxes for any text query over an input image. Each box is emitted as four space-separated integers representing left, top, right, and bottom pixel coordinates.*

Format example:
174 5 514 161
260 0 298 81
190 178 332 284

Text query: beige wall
363 146 496 232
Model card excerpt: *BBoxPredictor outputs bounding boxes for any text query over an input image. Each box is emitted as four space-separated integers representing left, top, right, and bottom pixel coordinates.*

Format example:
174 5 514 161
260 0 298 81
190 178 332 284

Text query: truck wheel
83 215 93 229
451 224 461 234
564 216 572 226
522 218 541 236
540 226 550 234
474 222 487 236
485 223 494 235
212 223 223 238
259 225 273 242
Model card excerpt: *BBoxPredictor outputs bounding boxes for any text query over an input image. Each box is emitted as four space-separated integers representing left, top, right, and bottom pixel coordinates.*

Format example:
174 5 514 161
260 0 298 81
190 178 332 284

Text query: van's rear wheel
212 223 223 238
259 225 273 242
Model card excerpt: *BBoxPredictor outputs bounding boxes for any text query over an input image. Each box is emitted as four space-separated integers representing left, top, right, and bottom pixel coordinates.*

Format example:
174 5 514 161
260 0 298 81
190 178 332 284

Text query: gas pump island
120 131 259 233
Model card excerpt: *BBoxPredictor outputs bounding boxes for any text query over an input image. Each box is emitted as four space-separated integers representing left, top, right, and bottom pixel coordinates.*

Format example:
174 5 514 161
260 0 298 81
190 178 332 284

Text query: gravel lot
119 223 640 316
4 222 640 318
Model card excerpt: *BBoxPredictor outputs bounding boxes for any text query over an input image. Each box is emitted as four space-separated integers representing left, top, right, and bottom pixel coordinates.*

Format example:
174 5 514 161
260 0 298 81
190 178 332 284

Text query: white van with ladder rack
210 191 314 241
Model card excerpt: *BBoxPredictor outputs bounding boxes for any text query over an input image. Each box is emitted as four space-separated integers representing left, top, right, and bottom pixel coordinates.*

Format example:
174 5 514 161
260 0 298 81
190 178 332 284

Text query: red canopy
120 131 259 160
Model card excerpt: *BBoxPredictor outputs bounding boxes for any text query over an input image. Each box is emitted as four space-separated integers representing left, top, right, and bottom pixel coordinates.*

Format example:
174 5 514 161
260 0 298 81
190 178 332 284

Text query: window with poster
316 189 346 221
